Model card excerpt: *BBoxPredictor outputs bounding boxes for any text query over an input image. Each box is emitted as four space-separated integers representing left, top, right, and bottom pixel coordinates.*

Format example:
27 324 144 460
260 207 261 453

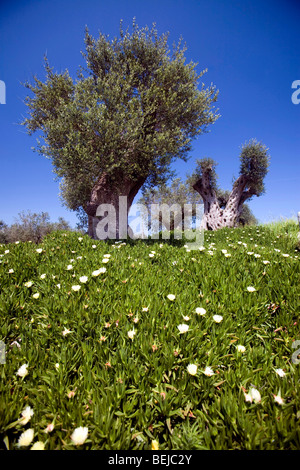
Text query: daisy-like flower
221 249 227 254
196 307 206 316
248 387 261 404
92 268 106 276
149 253 155 258
254 254 261 258
92 245 96 249
167 294 176 301
79 276 88 283
203 366 214 377
102 258 110 263
142 307 149 312
177 324 189 334
40 274 46 279
16 364 28 378
19 406 34 425
263 260 270 264
67 265 73 270
247 286 256 292
5 249 9 254
78 237 83 241
18 429 34 447
32 293 40 299
224 253 231 257
30 441 45 450
128 329 136 340
62 328 72 336
213 315 223 323
8 269 14 273
55 363 59 369
103 254 111 258
236 345 246 353
71 426 88 446
187 364 198 376
274 392 284 405
36 248 43 253
24 281 33 287
56 284 61 289
275 368 286 377
71 285 81 291
44 423 54 433
282 253 289 258
183 315 190 321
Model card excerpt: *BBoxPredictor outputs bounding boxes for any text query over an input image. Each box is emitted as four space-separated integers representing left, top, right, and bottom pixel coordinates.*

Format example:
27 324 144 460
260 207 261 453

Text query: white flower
274 392 284 405
221 249 227 254
196 307 206 316
70 426 88 446
224 253 231 257
92 268 106 276
8 269 14 273
62 328 72 336
5 249 9 254
142 307 149 312
18 428 34 447
78 237 83 241
71 285 81 291
149 253 155 258
67 265 73 270
254 254 261 258
30 441 45 450
79 276 88 283
203 366 214 376
103 254 111 258
213 315 223 323
55 363 59 369
36 248 43 253
247 252 254 255
177 324 189 334
44 423 54 433
17 364 28 377
56 284 61 289
24 281 33 287
40 274 46 279
236 345 246 353
32 293 40 299
187 364 198 376
92 245 96 249
167 294 176 301
248 387 261 403
128 329 136 340
263 260 270 265
102 258 110 263
19 406 34 425
275 368 286 377
183 315 190 321
282 253 289 257
247 286 256 292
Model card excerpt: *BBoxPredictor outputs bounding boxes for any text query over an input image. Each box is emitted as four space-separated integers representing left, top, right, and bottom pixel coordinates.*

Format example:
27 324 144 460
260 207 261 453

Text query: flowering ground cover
0 220 299 450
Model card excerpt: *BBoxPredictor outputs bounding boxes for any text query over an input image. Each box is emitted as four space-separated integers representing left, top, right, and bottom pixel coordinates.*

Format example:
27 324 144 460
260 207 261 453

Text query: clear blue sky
0 0 299 228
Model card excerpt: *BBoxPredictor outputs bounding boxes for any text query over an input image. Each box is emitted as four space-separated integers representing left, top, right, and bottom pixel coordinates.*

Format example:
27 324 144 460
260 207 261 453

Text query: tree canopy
22 20 219 238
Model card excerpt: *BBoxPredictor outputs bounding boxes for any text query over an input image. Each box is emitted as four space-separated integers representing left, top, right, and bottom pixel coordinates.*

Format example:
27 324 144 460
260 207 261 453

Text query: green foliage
0 221 299 450
238 139 270 197
22 19 219 212
0 211 73 244
188 157 219 192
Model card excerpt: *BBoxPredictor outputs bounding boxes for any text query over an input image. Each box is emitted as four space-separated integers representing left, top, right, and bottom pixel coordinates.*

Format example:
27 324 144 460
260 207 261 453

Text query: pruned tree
189 139 270 230
22 19 219 239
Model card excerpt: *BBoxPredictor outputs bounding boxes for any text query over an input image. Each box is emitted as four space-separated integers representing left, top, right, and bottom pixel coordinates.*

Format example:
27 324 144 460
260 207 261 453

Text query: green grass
0 220 299 450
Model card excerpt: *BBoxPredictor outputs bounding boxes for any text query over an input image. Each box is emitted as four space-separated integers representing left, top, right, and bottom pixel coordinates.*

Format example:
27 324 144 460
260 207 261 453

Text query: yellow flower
151 440 159 450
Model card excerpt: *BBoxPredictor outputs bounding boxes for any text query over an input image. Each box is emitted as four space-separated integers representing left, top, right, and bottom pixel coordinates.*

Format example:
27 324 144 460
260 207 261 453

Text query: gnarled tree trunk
193 172 254 230
84 172 146 239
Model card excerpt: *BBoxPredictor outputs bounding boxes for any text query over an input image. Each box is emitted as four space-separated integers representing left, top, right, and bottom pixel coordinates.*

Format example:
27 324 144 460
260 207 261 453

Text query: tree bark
84 172 146 239
193 173 253 230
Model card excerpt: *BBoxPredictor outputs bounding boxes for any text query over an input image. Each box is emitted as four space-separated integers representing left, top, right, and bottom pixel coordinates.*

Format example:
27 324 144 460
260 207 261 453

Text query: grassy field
0 219 299 450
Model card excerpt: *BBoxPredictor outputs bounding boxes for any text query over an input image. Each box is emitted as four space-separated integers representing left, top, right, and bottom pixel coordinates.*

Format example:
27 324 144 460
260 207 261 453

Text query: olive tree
22 20 219 239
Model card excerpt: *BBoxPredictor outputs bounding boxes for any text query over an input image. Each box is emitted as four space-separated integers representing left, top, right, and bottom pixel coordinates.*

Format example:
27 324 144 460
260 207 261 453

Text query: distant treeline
0 211 79 244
